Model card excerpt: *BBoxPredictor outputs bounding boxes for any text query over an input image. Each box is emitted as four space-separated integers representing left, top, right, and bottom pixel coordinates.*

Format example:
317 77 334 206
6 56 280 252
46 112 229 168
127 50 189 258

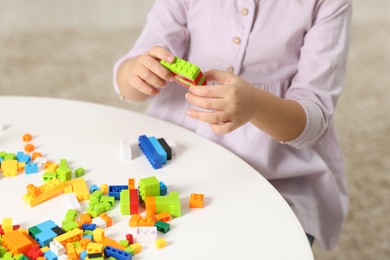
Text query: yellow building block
45 162 58 173
130 243 142 254
100 184 108 194
86 242 103 254
1 159 18 176
92 228 105 243
23 178 65 207
71 178 89 201
2 217 13 234
63 181 73 193
54 228 83 246
155 238 167 249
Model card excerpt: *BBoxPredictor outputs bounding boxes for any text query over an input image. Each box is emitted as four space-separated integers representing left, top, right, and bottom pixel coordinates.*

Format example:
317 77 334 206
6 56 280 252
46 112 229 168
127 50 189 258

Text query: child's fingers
141 52 174 82
185 92 225 111
148 46 175 63
131 75 160 96
186 108 229 125
137 65 167 89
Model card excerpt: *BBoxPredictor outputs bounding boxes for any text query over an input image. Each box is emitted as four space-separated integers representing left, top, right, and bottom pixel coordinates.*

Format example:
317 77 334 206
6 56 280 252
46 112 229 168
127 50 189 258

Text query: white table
0 96 314 260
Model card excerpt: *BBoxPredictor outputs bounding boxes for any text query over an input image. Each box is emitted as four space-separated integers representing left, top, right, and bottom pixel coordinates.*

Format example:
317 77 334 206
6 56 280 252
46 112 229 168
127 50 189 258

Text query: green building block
160 56 200 81
139 176 160 202
75 167 85 177
43 172 58 182
120 189 130 215
154 220 170 233
65 209 78 221
155 191 181 217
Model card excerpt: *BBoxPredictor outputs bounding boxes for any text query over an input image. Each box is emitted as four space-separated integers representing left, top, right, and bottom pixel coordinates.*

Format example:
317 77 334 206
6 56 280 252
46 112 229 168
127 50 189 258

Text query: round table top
0 96 314 260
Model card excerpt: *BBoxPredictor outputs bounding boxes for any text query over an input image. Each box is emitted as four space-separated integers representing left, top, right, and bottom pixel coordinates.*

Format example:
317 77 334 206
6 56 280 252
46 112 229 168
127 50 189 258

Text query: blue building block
44 250 58 260
159 181 168 196
25 163 39 174
104 246 132 260
89 184 99 193
149 136 167 164
138 135 162 169
82 233 93 241
31 220 60 247
82 223 97 231
108 185 128 200
16 151 31 163
80 250 88 260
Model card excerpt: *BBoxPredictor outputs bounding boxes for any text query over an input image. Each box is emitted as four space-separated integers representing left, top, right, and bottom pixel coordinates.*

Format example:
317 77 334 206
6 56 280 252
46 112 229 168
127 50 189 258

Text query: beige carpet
1 22 389 259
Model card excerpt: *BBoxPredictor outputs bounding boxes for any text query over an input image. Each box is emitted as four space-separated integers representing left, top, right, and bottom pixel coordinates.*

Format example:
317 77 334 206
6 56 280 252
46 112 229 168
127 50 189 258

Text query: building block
1 230 34 255
125 234 134 245
43 172 58 182
129 189 139 215
154 221 170 234
155 238 167 249
159 181 168 196
120 189 130 215
103 246 132 260
25 163 39 174
24 143 35 153
23 178 65 207
53 228 83 246
135 227 157 243
160 56 207 88
108 185 127 200
128 178 135 190
148 136 167 164
157 138 172 160
138 135 162 169
101 237 126 251
138 176 160 202
75 167 85 177
71 178 89 201
16 151 31 164
154 192 181 217
129 243 142 255
1 159 18 176
98 213 112 227
129 215 141 228
190 193 205 208
154 212 171 223
1 218 13 234
22 133 32 142
64 193 81 211
89 184 99 193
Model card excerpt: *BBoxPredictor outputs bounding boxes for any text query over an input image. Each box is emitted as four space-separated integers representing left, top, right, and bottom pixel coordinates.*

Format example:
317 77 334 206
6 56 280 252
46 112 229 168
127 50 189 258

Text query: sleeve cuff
285 99 328 149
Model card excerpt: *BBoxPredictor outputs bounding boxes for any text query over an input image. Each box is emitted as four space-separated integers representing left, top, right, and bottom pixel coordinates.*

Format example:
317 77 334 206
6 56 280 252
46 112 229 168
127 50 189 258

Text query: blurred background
0 0 389 259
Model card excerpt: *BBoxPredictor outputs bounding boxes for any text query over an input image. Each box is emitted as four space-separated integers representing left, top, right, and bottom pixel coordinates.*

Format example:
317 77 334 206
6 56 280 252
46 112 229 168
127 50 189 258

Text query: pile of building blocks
160 56 207 88
0 133 205 259
138 135 174 169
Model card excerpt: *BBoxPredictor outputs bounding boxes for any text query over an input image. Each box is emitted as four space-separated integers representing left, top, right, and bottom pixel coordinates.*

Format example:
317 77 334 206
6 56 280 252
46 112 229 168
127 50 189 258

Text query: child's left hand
185 69 261 134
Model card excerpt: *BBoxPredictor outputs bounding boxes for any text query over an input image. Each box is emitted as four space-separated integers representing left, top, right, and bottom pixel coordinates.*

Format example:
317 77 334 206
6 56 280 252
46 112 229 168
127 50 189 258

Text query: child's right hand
126 46 175 97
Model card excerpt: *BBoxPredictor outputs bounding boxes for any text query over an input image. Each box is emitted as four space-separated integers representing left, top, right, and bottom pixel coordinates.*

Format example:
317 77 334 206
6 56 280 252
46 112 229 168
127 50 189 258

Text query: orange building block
101 237 126 251
79 213 92 224
129 214 141 227
22 133 32 142
190 193 204 208
1 230 34 255
155 212 172 222
99 213 112 227
138 216 155 227
80 237 92 249
32 152 42 161
23 178 65 207
24 143 35 153
128 178 135 190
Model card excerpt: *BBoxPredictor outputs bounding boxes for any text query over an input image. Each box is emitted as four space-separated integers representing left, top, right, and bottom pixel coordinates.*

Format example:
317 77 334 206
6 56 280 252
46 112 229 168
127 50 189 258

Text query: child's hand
185 69 261 134
127 46 175 96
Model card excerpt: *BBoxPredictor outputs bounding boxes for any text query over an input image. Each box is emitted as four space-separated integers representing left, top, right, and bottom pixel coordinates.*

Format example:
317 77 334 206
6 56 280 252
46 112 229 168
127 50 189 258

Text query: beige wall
1 0 389 31
0 0 155 30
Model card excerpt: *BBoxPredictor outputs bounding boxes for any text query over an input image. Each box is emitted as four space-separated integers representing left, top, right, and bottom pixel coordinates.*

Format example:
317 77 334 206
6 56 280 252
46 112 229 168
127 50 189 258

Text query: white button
241 8 249 16
233 37 241 45
227 66 234 73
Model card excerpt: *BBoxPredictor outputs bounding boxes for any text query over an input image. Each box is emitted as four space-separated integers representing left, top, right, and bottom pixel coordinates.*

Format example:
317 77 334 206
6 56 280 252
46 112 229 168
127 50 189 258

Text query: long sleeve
286 1 352 149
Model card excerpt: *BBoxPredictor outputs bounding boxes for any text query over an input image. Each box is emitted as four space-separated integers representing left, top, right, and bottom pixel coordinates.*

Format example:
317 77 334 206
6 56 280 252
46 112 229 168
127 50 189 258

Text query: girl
114 0 352 249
